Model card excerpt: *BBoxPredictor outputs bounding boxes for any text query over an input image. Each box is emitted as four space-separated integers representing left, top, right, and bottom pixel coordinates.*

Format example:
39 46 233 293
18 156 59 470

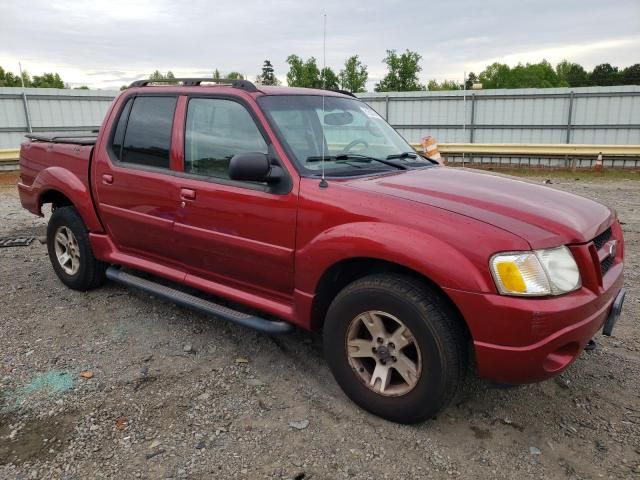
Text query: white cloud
0 0 638 90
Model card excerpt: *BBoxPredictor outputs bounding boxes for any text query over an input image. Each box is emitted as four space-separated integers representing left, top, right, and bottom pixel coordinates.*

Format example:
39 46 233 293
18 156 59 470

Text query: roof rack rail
128 78 260 93
328 89 357 98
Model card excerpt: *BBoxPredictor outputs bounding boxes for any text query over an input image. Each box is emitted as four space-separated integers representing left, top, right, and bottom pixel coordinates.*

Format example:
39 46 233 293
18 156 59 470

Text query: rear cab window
110 96 177 169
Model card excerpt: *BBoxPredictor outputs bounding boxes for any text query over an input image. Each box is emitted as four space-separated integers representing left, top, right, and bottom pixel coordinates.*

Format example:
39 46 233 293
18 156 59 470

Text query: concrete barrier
0 149 19 171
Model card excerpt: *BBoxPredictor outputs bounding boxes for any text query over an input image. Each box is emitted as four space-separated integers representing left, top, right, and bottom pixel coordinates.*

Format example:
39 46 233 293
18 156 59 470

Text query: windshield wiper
386 151 418 160
306 154 408 170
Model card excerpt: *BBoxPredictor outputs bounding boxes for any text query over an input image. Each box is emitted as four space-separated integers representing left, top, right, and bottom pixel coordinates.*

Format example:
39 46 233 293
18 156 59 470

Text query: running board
105 267 294 334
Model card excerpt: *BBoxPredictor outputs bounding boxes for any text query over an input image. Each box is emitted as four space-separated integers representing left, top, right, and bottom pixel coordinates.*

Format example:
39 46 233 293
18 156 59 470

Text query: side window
121 96 177 168
185 98 268 179
111 98 133 160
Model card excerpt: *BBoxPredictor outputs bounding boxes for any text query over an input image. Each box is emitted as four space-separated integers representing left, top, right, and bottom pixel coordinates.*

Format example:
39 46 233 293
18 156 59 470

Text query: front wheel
47 206 107 291
324 274 467 424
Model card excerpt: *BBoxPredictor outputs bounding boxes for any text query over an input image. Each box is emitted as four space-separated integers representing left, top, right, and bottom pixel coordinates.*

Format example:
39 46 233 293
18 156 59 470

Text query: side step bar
105 267 294 334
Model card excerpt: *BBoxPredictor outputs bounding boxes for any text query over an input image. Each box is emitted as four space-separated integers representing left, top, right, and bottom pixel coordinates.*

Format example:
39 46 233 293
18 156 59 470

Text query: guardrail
0 149 19 171
2 144 639 172
420 143 640 156
411 143 640 168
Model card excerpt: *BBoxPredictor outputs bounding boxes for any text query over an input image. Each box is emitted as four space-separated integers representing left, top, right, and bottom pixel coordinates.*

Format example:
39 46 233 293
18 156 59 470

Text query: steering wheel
341 139 369 154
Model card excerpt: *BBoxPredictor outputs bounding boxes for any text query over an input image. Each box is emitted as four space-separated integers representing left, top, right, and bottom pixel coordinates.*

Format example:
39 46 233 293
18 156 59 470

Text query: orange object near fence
594 152 603 172
421 136 443 164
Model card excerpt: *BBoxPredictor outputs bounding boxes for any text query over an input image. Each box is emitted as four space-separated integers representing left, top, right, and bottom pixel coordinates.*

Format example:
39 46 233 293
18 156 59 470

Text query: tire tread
47 206 107 291
326 273 467 423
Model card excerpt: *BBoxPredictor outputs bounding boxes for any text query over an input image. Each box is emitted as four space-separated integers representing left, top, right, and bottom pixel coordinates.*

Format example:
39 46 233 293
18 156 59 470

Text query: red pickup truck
17 79 625 423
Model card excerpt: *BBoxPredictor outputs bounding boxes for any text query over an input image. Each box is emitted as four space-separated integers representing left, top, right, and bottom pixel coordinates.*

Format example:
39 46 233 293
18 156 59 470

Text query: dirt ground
0 172 638 480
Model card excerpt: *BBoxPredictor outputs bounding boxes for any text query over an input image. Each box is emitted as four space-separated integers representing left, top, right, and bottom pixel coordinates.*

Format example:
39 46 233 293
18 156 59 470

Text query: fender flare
296 222 493 295
32 166 104 232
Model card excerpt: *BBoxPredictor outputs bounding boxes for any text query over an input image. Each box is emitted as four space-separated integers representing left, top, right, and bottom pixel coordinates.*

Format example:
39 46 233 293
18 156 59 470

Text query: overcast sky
1 0 638 90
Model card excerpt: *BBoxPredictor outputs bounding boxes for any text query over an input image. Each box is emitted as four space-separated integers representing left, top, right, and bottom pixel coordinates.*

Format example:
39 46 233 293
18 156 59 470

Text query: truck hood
348 167 613 249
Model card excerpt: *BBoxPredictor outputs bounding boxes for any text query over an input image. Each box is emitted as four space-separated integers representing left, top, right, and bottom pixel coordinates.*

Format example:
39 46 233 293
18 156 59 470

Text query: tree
555 60 572 87
465 72 478 90
620 64 640 85
256 60 279 86
148 70 177 83
286 55 321 88
227 71 244 80
212 69 222 82
375 50 425 92
320 67 339 89
507 60 559 88
286 55 305 86
589 63 619 86
478 63 511 89
120 85 128 91
565 63 590 87
0 66 32 87
31 73 65 88
427 79 460 91
0 66 18 86
74 86 90 90
339 55 368 92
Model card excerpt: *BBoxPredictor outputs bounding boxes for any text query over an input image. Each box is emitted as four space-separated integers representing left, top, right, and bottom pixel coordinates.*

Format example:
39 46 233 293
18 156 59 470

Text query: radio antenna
319 13 328 188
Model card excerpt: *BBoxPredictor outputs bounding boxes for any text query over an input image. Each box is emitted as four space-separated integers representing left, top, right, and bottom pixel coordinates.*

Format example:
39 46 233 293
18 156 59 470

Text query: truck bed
19 137 94 195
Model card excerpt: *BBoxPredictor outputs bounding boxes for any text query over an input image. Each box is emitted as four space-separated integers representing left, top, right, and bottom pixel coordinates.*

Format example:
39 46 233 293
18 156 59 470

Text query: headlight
490 246 581 296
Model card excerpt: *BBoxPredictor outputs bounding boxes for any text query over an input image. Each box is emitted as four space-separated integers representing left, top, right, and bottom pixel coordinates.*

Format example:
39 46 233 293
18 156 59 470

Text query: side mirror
229 152 271 183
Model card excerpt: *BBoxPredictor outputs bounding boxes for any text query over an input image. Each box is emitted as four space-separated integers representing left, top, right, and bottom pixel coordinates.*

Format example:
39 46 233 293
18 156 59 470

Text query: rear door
172 96 298 300
93 94 183 267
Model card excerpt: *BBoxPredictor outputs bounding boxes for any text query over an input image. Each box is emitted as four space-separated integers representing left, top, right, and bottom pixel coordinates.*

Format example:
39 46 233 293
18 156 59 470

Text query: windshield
258 95 428 176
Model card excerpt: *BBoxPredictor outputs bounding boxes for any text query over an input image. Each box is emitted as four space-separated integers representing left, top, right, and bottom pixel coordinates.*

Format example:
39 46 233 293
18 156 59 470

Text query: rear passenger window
120 96 177 168
185 98 268 179
111 98 133 160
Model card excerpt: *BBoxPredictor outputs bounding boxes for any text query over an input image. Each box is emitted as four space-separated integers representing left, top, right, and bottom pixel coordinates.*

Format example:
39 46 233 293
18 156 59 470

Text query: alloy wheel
54 226 81 276
345 310 422 396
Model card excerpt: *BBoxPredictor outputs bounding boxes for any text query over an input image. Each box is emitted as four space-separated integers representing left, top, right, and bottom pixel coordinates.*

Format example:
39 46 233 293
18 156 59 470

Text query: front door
173 97 298 300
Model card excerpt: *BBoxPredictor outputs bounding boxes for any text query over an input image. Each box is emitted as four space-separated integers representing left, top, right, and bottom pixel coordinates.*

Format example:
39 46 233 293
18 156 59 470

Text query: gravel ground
0 173 638 480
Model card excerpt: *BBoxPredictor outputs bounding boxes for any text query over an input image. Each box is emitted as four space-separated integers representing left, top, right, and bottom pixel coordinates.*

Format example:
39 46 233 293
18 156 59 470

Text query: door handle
102 174 114 185
180 188 196 201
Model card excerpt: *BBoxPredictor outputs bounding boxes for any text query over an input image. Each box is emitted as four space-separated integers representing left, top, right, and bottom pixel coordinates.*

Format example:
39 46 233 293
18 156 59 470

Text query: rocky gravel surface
0 173 638 479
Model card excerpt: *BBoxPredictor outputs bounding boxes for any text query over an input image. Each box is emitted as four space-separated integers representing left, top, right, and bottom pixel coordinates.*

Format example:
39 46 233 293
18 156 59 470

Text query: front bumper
444 262 624 384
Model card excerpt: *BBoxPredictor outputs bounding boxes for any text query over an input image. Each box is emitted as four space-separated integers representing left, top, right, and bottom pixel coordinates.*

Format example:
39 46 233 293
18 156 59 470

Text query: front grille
601 255 614 275
593 227 612 250
590 226 615 277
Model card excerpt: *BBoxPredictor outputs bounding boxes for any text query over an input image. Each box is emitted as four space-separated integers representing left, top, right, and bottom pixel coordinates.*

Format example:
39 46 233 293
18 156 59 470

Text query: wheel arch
39 189 73 210
310 257 471 345
32 167 104 232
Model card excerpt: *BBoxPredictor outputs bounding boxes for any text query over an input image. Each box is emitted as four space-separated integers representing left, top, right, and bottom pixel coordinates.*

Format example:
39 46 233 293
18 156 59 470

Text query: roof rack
127 78 260 93
328 89 357 98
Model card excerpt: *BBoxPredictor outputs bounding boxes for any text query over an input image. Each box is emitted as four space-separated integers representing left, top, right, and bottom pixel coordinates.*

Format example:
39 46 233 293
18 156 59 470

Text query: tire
47 206 107 291
323 274 467 424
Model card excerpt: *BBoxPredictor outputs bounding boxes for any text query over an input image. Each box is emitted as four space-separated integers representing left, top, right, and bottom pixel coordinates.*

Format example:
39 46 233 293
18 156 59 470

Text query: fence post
384 95 390 121
469 93 476 143
565 91 574 144
566 91 575 170
22 91 33 134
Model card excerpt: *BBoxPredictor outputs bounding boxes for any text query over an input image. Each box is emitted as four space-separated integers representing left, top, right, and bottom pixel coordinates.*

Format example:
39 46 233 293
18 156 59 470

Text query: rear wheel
47 206 107 291
324 274 466 424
